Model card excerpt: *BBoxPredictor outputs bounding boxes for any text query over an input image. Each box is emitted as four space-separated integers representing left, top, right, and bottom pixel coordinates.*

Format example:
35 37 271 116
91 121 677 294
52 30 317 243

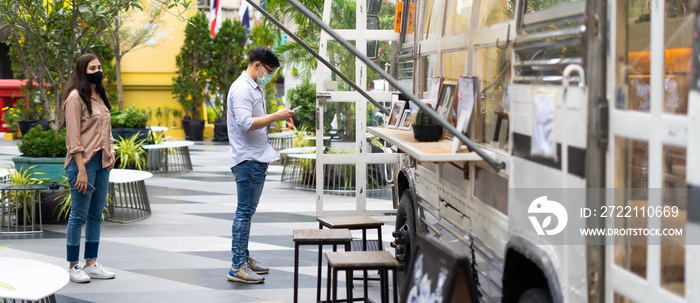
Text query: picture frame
437 81 457 123
398 109 412 130
428 76 444 100
402 234 479 303
387 100 406 128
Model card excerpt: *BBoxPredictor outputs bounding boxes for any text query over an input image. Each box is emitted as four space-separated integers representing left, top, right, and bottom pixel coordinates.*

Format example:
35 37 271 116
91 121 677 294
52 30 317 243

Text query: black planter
112 127 150 143
181 119 191 139
213 121 228 142
412 124 443 142
18 119 49 136
40 189 68 224
182 119 204 141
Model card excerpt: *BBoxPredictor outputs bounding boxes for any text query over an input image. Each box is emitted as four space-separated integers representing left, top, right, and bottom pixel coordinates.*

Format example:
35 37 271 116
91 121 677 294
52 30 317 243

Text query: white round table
106 169 153 223
0 258 68 301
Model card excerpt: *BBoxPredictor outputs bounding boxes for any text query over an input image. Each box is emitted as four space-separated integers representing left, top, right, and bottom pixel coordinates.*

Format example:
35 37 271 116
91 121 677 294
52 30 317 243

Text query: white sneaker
69 264 90 283
83 262 116 279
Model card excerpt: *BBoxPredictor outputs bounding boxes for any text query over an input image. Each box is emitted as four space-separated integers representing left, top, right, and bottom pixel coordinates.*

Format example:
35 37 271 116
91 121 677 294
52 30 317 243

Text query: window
421 54 439 97
616 0 652 112
523 0 582 13
442 51 468 81
474 46 511 150
444 0 473 35
420 0 442 39
477 0 514 27
663 0 695 114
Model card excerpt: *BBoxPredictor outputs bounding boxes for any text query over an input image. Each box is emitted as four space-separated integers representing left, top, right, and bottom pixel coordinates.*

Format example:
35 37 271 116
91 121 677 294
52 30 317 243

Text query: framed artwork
437 81 457 123
402 234 479 303
398 109 412 130
387 100 406 128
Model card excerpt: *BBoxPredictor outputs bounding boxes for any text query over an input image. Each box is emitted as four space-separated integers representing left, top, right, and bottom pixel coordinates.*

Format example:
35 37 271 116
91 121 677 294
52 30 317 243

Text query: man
226 47 295 283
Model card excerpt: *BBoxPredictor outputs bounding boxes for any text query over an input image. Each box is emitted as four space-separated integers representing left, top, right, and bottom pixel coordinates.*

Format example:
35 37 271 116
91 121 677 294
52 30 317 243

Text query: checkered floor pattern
0 140 397 303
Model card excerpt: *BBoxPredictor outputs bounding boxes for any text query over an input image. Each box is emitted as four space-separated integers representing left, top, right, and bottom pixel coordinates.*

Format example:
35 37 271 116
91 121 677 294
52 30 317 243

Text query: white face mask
256 64 273 86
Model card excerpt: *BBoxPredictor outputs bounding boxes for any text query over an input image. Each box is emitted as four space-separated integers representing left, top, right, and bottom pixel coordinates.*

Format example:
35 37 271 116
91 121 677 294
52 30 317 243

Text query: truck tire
393 189 415 296
518 288 552 303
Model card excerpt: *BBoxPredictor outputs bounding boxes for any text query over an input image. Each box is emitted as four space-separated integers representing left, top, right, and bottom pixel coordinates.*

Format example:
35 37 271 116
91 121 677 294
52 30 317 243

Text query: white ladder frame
314 0 400 216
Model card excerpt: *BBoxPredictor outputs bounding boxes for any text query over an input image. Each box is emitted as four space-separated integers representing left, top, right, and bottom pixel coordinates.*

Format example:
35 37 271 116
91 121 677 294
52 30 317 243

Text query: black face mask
86 71 103 85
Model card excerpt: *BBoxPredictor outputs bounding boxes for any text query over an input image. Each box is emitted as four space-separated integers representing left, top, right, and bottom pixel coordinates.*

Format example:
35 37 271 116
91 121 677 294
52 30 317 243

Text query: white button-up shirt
227 72 279 167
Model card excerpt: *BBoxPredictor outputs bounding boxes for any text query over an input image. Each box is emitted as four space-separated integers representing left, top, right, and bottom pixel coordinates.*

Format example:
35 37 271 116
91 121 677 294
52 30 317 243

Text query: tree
0 0 190 131
172 10 211 120
106 0 190 110
209 19 247 120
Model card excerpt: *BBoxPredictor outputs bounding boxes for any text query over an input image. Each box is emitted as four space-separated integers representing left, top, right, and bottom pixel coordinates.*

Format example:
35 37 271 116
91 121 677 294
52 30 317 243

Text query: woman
62 53 116 283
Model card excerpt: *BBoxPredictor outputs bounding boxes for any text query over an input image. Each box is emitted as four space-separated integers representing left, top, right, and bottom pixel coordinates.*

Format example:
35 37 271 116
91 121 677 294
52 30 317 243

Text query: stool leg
392 269 398 303
362 229 367 250
346 269 353 303
380 269 387 303
317 244 323 303
377 227 383 250
364 269 368 300
362 229 368 300
333 268 338 303
294 243 300 303
327 246 334 302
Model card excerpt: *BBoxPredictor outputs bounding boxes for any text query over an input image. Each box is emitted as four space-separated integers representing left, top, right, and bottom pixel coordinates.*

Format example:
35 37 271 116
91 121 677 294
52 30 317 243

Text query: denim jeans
65 150 110 263
231 160 268 267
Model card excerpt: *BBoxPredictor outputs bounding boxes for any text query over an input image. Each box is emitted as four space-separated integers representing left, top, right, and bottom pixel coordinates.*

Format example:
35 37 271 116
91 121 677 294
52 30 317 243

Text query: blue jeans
231 160 268 267
65 150 110 263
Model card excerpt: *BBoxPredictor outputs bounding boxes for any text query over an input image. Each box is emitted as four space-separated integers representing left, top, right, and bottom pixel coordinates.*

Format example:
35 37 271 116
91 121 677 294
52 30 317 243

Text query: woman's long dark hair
62 53 110 115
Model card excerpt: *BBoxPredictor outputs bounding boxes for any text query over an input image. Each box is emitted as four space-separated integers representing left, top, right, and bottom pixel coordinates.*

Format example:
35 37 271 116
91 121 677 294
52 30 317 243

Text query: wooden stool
318 216 385 299
317 216 384 251
293 229 353 303
326 251 399 303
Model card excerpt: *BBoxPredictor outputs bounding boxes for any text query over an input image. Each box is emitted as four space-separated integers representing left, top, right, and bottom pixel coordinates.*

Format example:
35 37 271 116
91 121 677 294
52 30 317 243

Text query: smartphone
291 105 302 111
70 177 96 195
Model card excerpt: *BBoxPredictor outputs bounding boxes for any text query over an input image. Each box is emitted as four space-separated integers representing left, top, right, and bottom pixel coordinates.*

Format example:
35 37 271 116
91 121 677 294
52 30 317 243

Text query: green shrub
17 126 67 157
111 105 150 128
287 80 316 129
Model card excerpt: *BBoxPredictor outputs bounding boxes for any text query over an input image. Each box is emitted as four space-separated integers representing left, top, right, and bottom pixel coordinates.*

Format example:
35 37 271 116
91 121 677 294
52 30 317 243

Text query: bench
106 169 153 223
142 141 194 173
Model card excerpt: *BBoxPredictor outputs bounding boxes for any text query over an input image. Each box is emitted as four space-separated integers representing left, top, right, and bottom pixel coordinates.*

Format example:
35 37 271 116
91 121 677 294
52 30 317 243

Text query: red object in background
0 80 29 133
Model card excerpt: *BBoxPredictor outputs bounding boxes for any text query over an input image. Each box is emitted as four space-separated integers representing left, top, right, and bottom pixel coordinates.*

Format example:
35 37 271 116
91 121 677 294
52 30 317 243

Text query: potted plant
0 166 44 229
10 83 46 136
114 133 148 170
111 104 150 143
412 105 443 142
172 11 211 141
13 125 67 185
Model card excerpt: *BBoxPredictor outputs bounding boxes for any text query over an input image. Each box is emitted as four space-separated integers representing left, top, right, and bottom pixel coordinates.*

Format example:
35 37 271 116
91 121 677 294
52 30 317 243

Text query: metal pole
283 0 504 172
245 0 390 116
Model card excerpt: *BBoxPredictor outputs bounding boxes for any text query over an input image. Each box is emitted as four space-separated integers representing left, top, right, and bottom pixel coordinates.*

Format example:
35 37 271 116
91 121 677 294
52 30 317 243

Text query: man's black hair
248 46 280 69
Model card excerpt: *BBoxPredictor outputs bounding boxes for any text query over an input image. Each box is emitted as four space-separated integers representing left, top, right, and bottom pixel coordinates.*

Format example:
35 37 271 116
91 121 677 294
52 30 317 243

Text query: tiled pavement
0 139 397 302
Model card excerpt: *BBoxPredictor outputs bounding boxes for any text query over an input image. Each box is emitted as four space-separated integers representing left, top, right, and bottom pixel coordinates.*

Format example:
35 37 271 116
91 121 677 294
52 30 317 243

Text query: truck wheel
392 189 415 296
518 288 552 303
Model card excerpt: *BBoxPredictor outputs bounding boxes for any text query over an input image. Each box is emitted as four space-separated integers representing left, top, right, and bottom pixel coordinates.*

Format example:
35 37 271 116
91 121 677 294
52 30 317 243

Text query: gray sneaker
247 257 269 274
227 262 264 283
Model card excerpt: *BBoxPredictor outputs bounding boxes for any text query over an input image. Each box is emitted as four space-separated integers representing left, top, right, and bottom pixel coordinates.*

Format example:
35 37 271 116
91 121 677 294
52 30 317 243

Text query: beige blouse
63 89 115 169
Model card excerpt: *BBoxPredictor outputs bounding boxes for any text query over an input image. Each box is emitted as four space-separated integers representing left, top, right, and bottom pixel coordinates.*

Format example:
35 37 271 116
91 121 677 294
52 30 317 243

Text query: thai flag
239 0 250 39
210 0 222 37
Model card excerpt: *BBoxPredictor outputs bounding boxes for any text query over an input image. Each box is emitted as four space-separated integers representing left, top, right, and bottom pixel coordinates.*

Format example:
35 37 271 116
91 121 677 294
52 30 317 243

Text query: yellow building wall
118 6 212 139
